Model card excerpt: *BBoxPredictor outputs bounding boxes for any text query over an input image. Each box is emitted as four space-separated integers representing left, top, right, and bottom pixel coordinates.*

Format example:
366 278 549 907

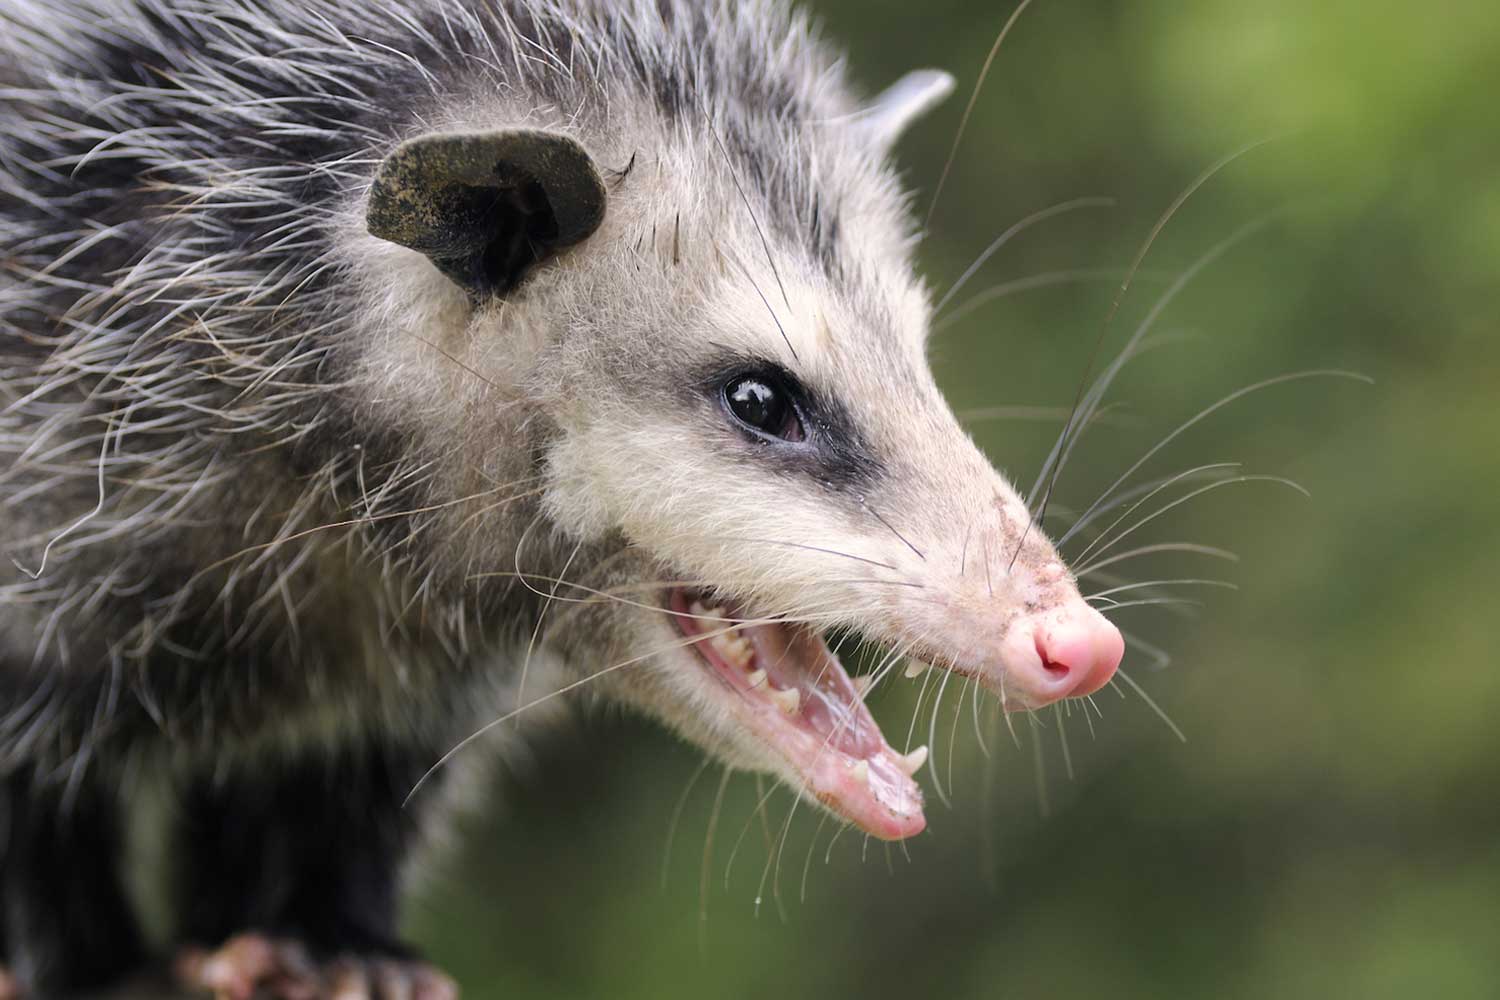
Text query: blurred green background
406 1 1500 997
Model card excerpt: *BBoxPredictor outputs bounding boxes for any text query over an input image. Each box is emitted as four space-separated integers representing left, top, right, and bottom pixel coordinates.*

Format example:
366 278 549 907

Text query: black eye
723 372 805 442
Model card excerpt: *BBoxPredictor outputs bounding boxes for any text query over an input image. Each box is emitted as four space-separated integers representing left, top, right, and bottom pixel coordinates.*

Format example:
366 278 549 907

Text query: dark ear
366 129 607 297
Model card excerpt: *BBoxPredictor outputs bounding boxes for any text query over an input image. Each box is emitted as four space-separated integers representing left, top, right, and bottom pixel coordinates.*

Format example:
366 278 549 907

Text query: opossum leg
175 934 456 1000
170 741 452 998
0 769 148 994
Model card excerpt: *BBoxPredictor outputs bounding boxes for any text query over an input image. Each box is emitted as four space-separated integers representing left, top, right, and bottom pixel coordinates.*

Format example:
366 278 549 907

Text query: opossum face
365 78 1121 840
540 255 1123 839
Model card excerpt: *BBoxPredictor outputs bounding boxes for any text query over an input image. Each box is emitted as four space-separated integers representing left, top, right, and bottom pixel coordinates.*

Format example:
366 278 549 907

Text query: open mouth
666 587 927 840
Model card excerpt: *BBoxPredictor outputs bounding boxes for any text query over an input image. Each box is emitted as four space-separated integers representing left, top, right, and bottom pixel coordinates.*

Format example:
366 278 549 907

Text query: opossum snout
1001 599 1124 706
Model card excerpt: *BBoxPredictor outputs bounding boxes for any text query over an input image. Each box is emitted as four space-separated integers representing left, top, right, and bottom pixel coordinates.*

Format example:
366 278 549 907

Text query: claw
174 934 456 1000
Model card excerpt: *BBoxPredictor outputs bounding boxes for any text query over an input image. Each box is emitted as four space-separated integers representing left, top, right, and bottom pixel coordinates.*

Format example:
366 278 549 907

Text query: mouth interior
667 587 926 840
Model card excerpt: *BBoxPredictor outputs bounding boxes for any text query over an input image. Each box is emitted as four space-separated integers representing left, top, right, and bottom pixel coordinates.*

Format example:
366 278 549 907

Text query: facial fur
334 2 1124 835
0 0 1122 846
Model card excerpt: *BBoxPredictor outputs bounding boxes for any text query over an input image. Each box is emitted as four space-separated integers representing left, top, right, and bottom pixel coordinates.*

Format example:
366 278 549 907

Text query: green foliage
408 2 1500 996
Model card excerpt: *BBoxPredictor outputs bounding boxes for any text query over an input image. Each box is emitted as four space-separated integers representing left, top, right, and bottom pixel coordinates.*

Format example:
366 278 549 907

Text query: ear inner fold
366 128 607 297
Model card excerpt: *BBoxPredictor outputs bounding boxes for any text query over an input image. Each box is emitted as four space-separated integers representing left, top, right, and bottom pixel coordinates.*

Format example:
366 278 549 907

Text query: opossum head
361 71 1121 840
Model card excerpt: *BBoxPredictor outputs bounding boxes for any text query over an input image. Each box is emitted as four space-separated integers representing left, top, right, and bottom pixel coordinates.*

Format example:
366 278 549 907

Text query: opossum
0 0 1128 995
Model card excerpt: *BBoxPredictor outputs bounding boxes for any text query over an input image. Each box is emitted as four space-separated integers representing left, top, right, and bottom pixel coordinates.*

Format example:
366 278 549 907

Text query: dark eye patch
693 355 881 493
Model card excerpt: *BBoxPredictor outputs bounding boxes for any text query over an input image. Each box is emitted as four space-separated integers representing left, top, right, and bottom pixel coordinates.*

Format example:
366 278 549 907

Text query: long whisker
1122 631 1172 671
1025 143 1279 556
824 819 852 866
1016 332 1202 510
958 400 1139 428
926 659 956 805
1065 462 1241 557
1086 578 1238 601
1075 542 1239 578
404 617 815 806
897 649 933 757
949 666 976 792
661 757 711 890
858 497 925 561
1113 669 1187 742
200 480 545 577
933 197 1115 315
516 536 582 725
708 536 900 572
925 0 1037 229
1030 713 1050 818
724 777 781 891
451 481 548 535
1062 463 1242 549
720 243 798 362
398 328 508 394
1063 371 1369 547
699 767 733 952
1078 693 1098 739
758 785 802 918
1054 702 1074 781
931 268 1140 335
471 568 915 628
971 661 990 758
1096 597 1204 612
799 813 833 904
1083 474 1308 566
701 101 793 317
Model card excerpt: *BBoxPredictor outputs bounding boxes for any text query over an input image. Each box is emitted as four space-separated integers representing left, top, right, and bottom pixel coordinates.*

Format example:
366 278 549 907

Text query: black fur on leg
173 739 440 958
0 768 147 996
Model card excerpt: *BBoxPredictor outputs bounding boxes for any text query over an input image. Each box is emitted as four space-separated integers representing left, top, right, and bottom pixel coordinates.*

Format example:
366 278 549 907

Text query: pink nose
1028 601 1124 702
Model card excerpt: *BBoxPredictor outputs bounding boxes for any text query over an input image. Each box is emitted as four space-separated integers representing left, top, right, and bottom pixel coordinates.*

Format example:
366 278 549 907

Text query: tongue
740 623 927 840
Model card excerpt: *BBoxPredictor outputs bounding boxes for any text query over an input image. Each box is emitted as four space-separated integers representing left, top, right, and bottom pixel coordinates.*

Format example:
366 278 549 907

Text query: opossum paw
174 933 457 1000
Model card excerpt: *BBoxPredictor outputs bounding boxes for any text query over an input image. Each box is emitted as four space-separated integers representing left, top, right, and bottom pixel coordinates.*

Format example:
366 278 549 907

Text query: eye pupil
729 378 779 427
724 373 802 441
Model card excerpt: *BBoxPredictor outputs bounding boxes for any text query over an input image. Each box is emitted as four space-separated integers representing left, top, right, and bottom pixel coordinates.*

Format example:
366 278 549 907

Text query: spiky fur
1 0 1089 990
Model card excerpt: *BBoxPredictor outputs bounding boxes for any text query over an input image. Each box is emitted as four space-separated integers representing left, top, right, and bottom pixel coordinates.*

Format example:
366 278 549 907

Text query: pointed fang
898 745 929 776
770 687 801 714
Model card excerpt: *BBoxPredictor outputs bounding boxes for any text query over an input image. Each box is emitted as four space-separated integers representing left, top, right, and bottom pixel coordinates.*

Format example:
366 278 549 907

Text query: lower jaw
666 587 926 840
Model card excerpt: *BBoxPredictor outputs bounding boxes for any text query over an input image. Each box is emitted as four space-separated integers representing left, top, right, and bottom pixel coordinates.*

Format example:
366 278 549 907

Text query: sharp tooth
903 659 928 679
850 759 870 786
851 674 873 697
745 669 767 688
707 630 752 668
689 600 708 617
898 745 929 776
770 686 801 714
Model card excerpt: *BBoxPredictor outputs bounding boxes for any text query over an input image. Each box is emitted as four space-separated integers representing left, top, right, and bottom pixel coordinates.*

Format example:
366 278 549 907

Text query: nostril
1035 634 1070 677
1031 608 1123 698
